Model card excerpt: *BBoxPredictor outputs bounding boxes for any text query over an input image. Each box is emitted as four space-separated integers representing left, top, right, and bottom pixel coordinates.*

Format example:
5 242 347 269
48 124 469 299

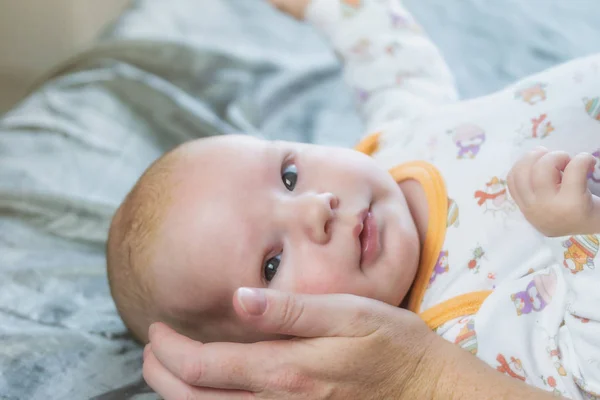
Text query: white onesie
306 0 600 398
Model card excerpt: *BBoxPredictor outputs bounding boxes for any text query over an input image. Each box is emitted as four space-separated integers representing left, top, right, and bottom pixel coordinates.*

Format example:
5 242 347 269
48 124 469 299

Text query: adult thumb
232 287 394 338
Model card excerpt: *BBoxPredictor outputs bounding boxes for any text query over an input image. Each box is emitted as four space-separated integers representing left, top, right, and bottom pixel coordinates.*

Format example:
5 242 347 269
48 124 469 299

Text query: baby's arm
270 0 458 132
507 147 600 237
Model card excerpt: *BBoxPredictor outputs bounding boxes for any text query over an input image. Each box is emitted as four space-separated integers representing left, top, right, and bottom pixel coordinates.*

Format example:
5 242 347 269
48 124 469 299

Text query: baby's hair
108 135 274 344
106 148 181 343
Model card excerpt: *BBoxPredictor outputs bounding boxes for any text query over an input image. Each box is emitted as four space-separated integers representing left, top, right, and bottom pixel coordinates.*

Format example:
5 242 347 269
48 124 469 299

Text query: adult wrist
394 331 444 400
427 338 557 400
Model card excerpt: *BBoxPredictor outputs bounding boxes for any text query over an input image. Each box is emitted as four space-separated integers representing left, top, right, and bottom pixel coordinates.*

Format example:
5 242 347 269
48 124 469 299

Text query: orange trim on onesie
387 161 448 314
419 291 491 330
354 133 492 329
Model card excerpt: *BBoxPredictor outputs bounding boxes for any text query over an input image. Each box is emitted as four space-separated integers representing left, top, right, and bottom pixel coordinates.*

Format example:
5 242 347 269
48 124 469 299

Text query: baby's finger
531 151 571 197
562 153 596 195
517 146 549 171
507 168 523 208
509 147 548 204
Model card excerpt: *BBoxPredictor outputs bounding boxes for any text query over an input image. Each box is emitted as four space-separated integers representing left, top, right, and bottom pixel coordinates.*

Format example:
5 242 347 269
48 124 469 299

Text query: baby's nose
297 192 338 244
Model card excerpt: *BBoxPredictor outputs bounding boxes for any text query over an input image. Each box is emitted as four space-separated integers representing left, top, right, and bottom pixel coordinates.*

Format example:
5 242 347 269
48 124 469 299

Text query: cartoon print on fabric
356 83 402 103
446 123 486 159
510 269 557 316
341 0 363 17
588 149 600 184
356 88 370 103
356 75 404 103
453 317 477 355
425 136 438 161
496 354 528 382
388 0 421 32
514 82 547 105
467 245 485 274
546 336 567 378
575 376 600 399
447 198 459 228
385 40 402 56
474 177 516 215
396 70 418 86
562 235 599 274
584 97 600 122
429 250 449 288
349 38 373 61
582 392 600 400
573 315 591 323
515 113 555 144
540 376 564 397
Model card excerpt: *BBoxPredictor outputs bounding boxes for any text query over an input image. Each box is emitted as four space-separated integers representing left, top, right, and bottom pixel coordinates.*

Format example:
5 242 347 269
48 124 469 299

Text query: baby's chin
376 249 419 309
376 287 411 309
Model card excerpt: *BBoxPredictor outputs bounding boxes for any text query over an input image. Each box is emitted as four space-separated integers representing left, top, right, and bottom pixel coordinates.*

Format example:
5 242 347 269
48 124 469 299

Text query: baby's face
151 135 419 341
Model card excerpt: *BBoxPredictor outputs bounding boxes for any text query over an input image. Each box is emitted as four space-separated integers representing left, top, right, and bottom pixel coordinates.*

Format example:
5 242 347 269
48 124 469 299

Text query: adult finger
148 322 268 391
531 151 570 196
562 153 596 195
143 344 250 400
233 287 405 338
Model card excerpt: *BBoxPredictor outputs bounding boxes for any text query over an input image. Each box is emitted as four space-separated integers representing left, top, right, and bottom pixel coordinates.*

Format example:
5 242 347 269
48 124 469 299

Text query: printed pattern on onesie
427 57 600 400
380 38 600 400
305 1 600 398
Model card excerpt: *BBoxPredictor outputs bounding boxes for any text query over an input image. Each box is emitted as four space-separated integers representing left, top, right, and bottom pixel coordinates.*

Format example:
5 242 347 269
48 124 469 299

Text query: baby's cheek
293 270 361 296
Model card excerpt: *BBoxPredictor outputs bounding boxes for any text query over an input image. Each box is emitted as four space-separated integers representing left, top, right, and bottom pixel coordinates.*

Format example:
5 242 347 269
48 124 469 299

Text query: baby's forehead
177 136 270 181
160 136 279 259
157 155 263 286
183 134 267 158
150 232 240 320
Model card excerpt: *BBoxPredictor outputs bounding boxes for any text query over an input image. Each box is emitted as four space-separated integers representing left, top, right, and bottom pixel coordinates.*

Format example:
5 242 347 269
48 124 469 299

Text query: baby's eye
282 164 297 191
264 253 281 282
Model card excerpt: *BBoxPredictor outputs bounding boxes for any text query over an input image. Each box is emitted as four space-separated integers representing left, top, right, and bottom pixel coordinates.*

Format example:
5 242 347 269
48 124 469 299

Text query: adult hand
508 147 600 237
143 288 439 399
143 288 557 400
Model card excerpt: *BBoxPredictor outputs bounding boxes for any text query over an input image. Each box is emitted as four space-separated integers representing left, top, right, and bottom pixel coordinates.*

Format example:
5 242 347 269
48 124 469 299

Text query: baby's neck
398 179 428 245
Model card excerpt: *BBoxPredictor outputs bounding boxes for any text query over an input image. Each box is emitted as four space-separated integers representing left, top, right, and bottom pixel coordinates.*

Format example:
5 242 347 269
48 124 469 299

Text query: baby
108 134 422 344
108 0 600 397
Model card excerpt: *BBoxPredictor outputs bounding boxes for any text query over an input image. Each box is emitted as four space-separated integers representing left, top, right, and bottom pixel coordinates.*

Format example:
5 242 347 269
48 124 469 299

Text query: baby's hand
269 0 312 20
507 147 599 237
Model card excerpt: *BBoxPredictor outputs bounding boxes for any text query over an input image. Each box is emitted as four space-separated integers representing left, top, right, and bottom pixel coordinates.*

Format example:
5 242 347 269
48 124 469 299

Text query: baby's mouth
356 206 380 269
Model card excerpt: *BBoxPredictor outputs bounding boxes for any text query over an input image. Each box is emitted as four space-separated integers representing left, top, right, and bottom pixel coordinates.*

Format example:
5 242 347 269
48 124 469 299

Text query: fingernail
149 323 156 338
238 288 267 316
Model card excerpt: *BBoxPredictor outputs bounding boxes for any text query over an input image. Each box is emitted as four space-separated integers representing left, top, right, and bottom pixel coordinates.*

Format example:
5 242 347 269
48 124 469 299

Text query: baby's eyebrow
259 144 279 184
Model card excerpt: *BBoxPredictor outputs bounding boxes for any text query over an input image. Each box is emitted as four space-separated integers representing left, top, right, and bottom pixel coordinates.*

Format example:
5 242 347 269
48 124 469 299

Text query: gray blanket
1 1 599 399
